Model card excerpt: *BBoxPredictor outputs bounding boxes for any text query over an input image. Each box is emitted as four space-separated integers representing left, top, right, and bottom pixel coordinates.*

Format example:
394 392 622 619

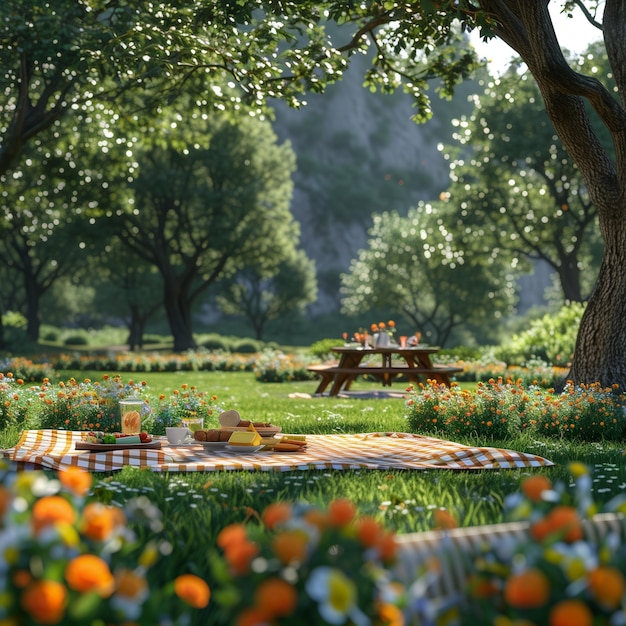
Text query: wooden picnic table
308 345 463 396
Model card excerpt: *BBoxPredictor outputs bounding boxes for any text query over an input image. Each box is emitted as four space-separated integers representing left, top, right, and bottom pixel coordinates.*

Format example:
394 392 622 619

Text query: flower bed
406 378 626 442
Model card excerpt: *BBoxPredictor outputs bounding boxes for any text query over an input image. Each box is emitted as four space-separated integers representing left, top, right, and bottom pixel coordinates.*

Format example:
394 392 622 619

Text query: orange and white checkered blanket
0 430 553 473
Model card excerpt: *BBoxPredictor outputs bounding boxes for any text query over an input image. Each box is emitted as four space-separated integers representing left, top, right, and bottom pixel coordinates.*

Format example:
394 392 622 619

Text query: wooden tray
76 441 162 452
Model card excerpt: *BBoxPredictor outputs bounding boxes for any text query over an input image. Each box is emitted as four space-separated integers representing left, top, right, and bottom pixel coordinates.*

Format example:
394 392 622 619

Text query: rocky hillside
271 53 477 312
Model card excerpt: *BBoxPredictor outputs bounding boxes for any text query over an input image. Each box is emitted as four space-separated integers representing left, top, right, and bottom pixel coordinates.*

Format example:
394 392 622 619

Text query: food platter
199 441 229 449
76 441 162 452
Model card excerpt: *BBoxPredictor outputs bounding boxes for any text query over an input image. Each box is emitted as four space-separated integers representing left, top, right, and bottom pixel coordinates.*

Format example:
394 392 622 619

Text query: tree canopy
105 102 301 351
439 53 606 304
340 203 516 346
5 1 626 387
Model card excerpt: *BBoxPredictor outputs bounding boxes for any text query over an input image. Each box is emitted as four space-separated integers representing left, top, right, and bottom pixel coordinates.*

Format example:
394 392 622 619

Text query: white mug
166 427 190 445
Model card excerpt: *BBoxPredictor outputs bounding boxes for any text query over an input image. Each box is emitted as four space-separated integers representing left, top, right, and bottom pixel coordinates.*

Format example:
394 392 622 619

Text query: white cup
166 427 190 445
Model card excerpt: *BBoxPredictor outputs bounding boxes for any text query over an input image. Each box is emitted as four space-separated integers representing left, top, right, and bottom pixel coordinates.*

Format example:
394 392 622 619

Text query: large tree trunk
567 221 626 388
24 276 41 342
163 283 197 352
480 0 626 389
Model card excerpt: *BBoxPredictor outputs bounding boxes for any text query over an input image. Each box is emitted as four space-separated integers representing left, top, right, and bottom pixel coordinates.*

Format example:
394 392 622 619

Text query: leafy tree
440 49 607 304
217 250 318 340
340 203 516 346
108 105 299 351
198 0 626 389
0 122 106 341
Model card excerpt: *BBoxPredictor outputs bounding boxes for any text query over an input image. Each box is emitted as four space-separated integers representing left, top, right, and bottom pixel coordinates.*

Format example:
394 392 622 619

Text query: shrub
308 338 343 360
42 329 60 342
233 339 263 354
494 302 584 366
64 335 89 346
201 337 231 352
405 378 626 442
253 350 314 382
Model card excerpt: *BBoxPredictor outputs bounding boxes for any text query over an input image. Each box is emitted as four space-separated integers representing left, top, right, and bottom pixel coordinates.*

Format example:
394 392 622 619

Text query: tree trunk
566 223 626 389
163 283 197 352
126 304 146 351
24 277 41 342
557 255 583 303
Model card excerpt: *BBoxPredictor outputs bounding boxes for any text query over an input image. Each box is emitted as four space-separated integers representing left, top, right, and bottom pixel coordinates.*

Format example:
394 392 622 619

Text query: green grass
3 369 626 536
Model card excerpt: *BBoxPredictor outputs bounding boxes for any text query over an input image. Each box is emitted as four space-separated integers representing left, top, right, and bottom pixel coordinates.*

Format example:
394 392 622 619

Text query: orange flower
272 530 308 564
356 516 384 548
504 568 550 609
12 569 33 588
467 574 499 599
174 574 211 609
588 566 625 609
378 531 398 563
81 502 117 541
262 502 292 530
433 509 457 530
236 607 270 626
376 601 405 626
65 554 114 597
59 466 92 497
531 506 583 543
115 569 148 600
32 496 76 535
303 508 328 530
0 484 12 518
21 580 67 624
549 598 593 626
217 523 248 551
521 475 552 502
328 498 356 527
254 577 298 618
224 540 259 575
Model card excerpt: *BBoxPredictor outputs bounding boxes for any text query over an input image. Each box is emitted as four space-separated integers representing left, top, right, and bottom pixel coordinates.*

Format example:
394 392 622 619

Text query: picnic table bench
308 346 463 396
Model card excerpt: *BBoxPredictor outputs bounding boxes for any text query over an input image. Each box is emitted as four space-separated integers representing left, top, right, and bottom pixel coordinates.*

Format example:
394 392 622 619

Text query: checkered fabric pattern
1 429 553 473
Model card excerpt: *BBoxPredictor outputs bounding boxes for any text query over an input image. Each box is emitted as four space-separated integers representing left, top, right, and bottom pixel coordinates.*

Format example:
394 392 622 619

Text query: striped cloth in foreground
1 429 553 473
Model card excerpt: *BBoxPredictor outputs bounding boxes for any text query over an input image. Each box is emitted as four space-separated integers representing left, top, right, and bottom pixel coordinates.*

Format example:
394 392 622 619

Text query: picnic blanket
0 430 554 473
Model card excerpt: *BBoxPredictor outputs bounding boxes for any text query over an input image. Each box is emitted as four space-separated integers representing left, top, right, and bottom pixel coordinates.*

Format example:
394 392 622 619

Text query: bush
233 339 263 354
494 302 584 366
64 335 89 346
405 378 626 442
253 350 315 382
201 337 231 351
308 338 343 360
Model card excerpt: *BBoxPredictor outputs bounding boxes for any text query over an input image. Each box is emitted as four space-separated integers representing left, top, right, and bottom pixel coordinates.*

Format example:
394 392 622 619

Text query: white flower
306 566 370 626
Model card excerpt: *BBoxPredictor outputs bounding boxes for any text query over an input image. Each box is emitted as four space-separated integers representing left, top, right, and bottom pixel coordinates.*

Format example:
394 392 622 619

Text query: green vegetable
103 434 116 444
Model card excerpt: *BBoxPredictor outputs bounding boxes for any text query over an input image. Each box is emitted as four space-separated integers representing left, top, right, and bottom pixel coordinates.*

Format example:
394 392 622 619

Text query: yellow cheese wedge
228 431 261 446
281 435 306 442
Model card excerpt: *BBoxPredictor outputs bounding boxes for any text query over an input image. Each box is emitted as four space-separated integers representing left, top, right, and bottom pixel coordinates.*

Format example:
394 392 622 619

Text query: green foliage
529 382 626 441
494 302 584 366
217 249 317 340
252 350 315 383
340 204 516 346
406 378 626 442
107 103 300 351
151 386 221 435
233 339 264 354
309 338 343 360
201 337 232 352
63 335 90 346
440 63 604 303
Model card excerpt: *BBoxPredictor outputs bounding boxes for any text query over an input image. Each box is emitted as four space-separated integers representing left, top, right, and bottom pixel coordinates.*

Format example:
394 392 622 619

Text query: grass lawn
3 369 625 535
